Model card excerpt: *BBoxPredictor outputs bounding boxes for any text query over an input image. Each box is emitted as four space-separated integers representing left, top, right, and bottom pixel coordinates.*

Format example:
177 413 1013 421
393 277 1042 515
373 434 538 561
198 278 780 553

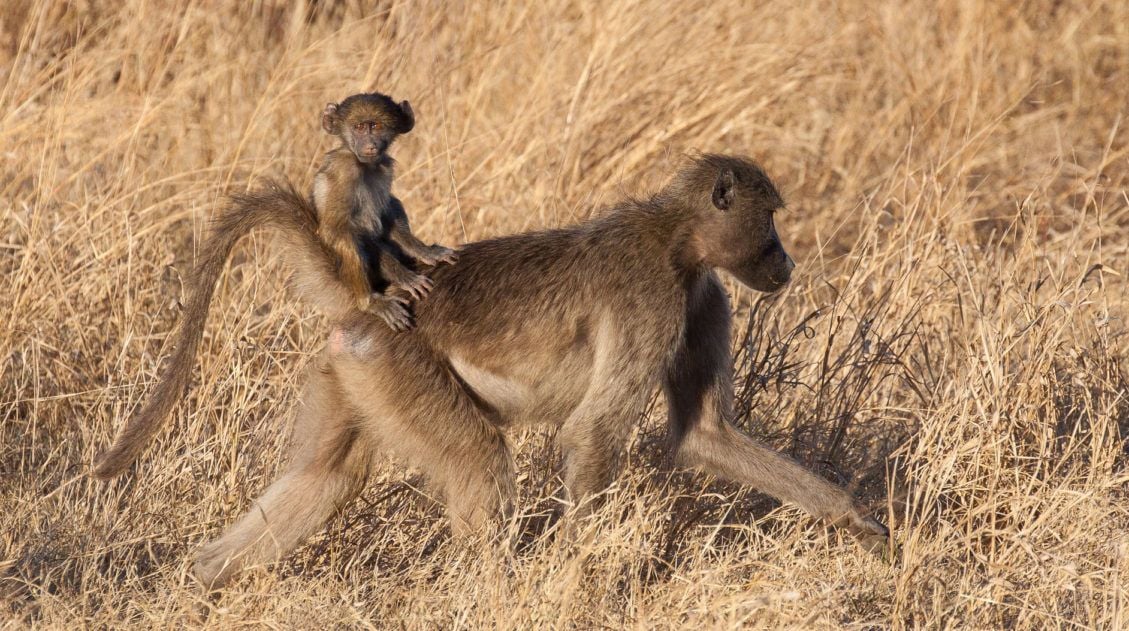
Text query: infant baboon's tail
93 182 355 479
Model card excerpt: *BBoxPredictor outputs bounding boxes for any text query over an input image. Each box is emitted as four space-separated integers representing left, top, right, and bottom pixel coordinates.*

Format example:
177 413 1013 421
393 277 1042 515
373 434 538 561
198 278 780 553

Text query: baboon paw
858 532 891 558
423 245 458 266
397 273 433 301
848 515 890 557
382 310 414 332
192 553 231 593
855 515 889 537
368 297 414 332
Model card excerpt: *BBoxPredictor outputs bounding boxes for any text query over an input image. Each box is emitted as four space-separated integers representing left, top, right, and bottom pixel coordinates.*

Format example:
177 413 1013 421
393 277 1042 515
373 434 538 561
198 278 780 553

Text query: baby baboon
315 92 457 331
95 154 888 589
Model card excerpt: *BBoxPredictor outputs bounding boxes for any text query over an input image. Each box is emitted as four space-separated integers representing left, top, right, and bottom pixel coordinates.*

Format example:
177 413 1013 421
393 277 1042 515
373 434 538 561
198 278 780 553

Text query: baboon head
675 154 795 292
321 92 415 164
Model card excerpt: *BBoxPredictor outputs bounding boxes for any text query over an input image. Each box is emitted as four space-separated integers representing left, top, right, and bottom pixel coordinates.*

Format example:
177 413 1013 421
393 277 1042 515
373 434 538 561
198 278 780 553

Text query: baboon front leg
384 203 458 266
193 362 372 589
557 345 652 520
378 249 433 301
558 411 633 516
668 274 887 547
389 223 458 266
678 420 887 545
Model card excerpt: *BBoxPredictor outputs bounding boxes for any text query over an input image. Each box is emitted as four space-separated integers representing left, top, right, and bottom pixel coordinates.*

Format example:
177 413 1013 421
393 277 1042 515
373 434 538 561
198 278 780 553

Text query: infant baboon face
691 156 794 292
322 93 415 164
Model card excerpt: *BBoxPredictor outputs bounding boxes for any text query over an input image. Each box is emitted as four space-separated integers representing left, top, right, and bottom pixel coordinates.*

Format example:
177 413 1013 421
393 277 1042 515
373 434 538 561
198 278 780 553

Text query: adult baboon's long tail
93 182 356 479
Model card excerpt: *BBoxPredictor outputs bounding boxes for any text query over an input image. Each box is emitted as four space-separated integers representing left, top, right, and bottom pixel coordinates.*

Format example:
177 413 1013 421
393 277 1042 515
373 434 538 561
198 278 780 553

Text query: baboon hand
418 244 458 266
393 272 433 301
368 293 414 332
841 511 889 556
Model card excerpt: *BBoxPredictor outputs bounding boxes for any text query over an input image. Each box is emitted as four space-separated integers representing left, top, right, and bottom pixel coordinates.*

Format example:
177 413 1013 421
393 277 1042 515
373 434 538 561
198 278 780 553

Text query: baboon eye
354 122 366 132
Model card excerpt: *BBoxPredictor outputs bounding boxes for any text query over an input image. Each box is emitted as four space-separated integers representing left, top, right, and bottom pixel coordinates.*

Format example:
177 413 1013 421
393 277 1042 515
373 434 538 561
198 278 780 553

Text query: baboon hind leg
193 360 372 589
667 276 887 546
334 342 516 537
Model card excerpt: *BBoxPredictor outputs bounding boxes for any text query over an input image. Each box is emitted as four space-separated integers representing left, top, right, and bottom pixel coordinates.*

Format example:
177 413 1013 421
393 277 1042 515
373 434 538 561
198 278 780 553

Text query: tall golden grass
2 0 1127 627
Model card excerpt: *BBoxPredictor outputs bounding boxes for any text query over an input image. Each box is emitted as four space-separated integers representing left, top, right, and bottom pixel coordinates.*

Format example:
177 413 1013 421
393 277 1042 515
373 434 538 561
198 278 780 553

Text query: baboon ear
321 103 339 134
711 169 735 210
397 100 415 134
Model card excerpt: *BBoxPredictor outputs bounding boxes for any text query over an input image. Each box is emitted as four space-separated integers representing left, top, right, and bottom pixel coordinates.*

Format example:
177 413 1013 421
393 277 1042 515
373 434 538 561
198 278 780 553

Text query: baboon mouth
761 277 791 293
728 268 791 293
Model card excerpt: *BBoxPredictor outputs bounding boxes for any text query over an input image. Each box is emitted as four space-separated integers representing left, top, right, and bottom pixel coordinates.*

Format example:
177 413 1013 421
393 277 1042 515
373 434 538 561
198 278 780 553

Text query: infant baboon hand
368 293 413 332
394 272 433 301
419 244 458 266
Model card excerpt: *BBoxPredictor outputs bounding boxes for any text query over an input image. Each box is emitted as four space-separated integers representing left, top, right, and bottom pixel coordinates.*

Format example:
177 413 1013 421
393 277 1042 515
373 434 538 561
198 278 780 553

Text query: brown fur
95 154 888 587
315 92 456 331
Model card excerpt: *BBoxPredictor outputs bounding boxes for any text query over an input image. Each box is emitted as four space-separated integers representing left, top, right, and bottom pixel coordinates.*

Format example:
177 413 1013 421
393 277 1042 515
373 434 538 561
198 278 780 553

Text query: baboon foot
192 541 244 592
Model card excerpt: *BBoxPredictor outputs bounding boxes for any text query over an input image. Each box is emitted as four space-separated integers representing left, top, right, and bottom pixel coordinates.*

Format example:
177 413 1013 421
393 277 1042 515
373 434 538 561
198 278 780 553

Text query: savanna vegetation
2 1 1127 627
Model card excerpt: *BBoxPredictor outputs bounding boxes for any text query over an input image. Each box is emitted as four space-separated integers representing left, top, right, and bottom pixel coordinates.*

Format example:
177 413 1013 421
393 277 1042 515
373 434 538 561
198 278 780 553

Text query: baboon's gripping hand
393 272 433 302
380 251 433 301
416 244 459 267
368 293 414 332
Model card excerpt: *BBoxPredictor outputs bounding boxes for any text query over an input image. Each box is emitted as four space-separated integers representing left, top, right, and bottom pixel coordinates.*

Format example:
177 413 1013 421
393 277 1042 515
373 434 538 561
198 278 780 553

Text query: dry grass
2 0 1127 628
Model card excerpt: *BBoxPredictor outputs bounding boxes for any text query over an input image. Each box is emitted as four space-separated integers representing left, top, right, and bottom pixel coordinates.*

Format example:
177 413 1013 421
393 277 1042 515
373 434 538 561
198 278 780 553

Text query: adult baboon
97 154 888 588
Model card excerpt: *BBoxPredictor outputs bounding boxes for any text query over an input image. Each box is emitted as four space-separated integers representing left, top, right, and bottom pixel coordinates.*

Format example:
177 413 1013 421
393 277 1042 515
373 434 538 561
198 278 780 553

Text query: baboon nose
784 253 795 273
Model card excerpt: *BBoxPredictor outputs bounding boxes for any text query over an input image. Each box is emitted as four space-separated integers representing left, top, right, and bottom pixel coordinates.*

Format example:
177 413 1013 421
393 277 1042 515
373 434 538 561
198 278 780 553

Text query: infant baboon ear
711 168 735 210
396 100 415 134
321 103 340 134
